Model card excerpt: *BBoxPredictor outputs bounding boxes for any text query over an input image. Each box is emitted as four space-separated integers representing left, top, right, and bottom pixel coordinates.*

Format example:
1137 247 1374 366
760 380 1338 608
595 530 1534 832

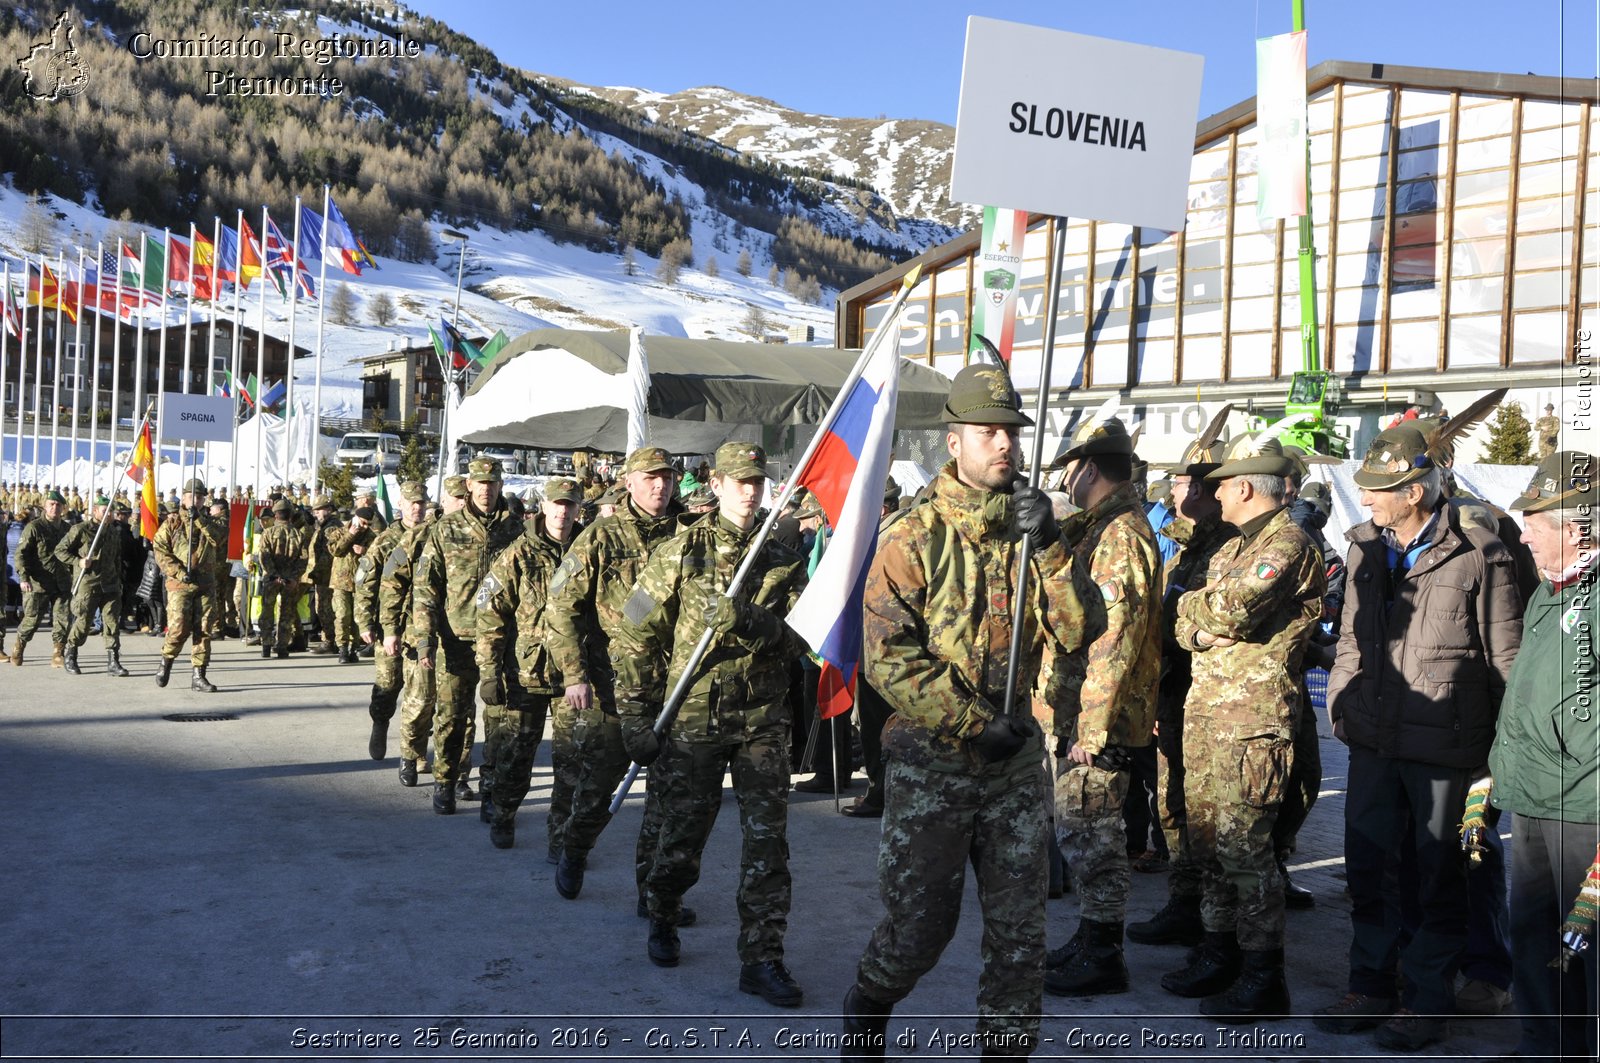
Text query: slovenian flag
783 316 903 718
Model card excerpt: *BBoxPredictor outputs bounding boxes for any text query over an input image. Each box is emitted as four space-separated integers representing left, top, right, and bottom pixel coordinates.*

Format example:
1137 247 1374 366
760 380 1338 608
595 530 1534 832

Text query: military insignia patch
475 573 502 610
381 545 406 579
354 558 371 585
623 585 657 626
1562 605 1581 634
1099 580 1121 603
549 554 578 596
1255 562 1280 580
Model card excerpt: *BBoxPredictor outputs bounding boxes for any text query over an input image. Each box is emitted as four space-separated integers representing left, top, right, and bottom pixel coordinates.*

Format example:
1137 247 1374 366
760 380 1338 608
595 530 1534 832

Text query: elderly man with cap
547 445 686 907
841 364 1081 1060
611 442 808 1003
1313 423 1523 1051
1158 439 1323 1022
367 481 439 781
1041 416 1162 998
9 488 71 667
151 478 226 691
475 476 585 849
53 494 131 676
257 498 312 661
413 458 521 814
329 505 376 663
1485 450 1600 1061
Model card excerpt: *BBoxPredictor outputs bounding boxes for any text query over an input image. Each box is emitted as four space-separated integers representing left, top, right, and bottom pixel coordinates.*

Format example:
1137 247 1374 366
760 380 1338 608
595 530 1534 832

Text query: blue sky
406 0 1596 124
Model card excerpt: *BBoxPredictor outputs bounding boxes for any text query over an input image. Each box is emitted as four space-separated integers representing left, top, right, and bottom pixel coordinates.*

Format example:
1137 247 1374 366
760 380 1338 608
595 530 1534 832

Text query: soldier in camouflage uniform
413 458 522 814
257 498 310 659
1041 419 1162 998
151 478 227 692
1534 402 1560 458
306 495 343 654
547 446 685 914
1128 440 1239 949
475 477 583 849
54 495 132 677
328 506 374 663
612 443 808 1005
9 489 70 668
1160 440 1324 1021
367 482 437 780
843 366 1083 1060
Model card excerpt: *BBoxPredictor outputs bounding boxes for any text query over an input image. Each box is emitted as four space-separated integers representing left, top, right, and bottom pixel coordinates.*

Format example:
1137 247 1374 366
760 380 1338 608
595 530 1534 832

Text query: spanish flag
127 422 159 539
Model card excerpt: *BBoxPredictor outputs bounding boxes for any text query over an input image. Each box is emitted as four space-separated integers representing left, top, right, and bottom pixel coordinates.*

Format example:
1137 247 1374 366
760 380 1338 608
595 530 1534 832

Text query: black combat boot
1160 930 1243 998
63 645 80 674
191 667 218 693
1128 894 1205 946
398 759 418 787
841 984 894 1061
1200 947 1292 1021
739 960 803 1007
107 649 130 677
432 782 455 815
489 814 514 849
261 642 272 659
555 851 585 899
1279 858 1315 909
647 920 680 967
367 687 392 760
1045 922 1086 969
155 655 174 687
636 895 698 925
1044 918 1129 996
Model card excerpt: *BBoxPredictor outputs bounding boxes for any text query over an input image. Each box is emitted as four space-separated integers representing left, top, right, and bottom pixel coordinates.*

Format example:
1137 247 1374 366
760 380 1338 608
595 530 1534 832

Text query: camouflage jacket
612 511 807 737
152 511 225 587
54 516 125 594
1049 481 1162 754
356 520 409 634
16 516 69 588
1157 513 1240 718
411 499 522 645
1174 506 1325 740
258 521 312 584
328 525 372 593
475 515 577 694
545 496 685 695
308 517 344 583
866 462 1083 774
375 519 433 642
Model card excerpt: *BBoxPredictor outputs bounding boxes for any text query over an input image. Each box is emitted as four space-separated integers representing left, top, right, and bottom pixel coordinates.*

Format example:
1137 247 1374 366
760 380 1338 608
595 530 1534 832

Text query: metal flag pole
254 206 270 494
1000 217 1069 718
74 401 154 596
0 262 9 503
204 216 223 493
31 254 46 492
179 224 198 493
12 260 30 509
155 229 172 503
88 242 103 495
609 263 924 813
107 239 126 497
310 184 331 496
49 250 66 490
284 199 303 489
226 210 246 502
68 246 86 493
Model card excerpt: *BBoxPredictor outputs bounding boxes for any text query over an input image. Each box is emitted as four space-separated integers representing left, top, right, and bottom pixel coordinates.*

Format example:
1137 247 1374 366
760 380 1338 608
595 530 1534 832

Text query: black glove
478 673 505 706
970 715 1033 763
1090 745 1133 772
1012 485 1058 543
621 715 666 767
705 597 784 645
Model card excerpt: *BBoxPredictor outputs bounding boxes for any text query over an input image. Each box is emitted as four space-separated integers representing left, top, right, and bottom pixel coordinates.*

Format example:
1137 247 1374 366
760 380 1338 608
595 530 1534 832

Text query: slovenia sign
160 392 234 443
950 17 1205 232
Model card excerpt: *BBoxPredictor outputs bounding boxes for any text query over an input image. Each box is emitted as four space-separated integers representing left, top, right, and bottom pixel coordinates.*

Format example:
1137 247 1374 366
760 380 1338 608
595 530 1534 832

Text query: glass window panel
1521 101 1575 130
1330 322 1377 373
1339 186 1387 221
1455 135 1512 175
1453 199 1512 245
1091 338 1129 387
1279 331 1308 375
1334 285 1382 323
1456 101 1514 141
1336 251 1385 289
1230 332 1273 379
1339 123 1391 162
1064 221 1093 256
1584 225 1598 263
1447 314 1503 367
1233 263 1277 301
1132 338 1174 385
1184 267 1224 305
1450 273 1506 315
1390 282 1441 318
1520 125 1580 163
1514 232 1566 273
931 292 967 354
1232 296 1277 331
1340 88 1394 126
1389 319 1441 371
1400 88 1452 119
1308 91 1337 133
931 352 965 376
1511 311 1568 362
1184 302 1224 338
1181 335 1222 382
1232 228 1278 268
1519 192 1574 232
1512 269 1567 312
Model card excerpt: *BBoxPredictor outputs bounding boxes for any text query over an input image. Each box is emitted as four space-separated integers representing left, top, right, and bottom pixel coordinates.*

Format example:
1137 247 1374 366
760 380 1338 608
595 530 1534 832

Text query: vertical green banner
968 206 1029 363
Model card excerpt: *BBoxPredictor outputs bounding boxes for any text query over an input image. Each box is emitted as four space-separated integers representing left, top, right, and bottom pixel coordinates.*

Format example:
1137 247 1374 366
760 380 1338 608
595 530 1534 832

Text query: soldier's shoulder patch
354 557 372 585
475 572 502 610
382 544 407 579
549 552 580 596
623 584 657 626
1099 579 1122 603
1255 561 1280 580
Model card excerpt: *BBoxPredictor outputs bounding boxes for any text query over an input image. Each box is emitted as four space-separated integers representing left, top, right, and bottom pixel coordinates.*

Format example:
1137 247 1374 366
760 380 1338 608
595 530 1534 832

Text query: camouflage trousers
67 584 121 651
547 699 579 852
1054 752 1133 923
644 723 791 962
484 688 555 830
427 637 478 787
372 635 402 693
258 581 301 648
17 585 68 646
397 648 438 766
562 704 667 898
162 582 215 667
1155 710 1202 900
310 583 335 643
331 590 359 648
1183 716 1291 951
857 758 1048 1054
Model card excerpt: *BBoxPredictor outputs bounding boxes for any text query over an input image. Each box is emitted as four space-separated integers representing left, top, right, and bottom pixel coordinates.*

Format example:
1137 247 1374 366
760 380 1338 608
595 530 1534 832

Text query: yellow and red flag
127 422 159 538
27 260 78 324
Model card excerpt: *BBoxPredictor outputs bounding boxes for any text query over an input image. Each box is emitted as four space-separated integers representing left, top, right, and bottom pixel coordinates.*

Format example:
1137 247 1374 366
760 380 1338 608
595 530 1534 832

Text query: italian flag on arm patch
1255 562 1279 580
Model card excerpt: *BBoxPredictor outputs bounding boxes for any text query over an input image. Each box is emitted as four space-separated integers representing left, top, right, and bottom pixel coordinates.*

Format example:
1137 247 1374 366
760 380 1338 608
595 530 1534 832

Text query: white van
336 432 403 475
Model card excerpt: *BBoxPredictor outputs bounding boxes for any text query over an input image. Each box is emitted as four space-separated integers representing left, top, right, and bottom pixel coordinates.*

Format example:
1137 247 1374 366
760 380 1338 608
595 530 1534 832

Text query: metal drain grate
162 713 240 723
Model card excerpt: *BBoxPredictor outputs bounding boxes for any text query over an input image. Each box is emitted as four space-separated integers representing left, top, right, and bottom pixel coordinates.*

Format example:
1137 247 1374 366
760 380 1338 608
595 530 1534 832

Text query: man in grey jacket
1314 422 1524 1052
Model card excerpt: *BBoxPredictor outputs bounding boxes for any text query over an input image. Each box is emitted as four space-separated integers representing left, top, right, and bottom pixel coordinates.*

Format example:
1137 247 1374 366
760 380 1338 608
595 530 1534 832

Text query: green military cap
399 480 428 503
684 486 716 508
1205 436 1300 481
1054 416 1135 465
44 489 66 504
93 494 110 507
713 441 771 480
942 363 1032 427
184 477 207 494
312 494 334 510
443 474 468 499
623 445 674 475
271 498 292 514
1300 480 1331 506
468 456 502 482
1511 450 1599 514
1351 424 1434 490
543 477 582 503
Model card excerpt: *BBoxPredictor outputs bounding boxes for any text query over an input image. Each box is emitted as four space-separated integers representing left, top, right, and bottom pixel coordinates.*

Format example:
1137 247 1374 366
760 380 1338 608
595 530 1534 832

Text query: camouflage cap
1205 436 1300 481
596 484 624 506
271 498 293 514
312 494 334 510
467 456 502 483
183 478 207 494
44 489 66 504
623 446 674 475
1511 450 1599 514
1352 424 1434 490
684 486 716 508
793 497 823 521
543 477 582 503
399 481 429 503
443 474 468 499
1300 480 1332 506
942 364 1032 427
1054 416 1135 465
713 441 771 480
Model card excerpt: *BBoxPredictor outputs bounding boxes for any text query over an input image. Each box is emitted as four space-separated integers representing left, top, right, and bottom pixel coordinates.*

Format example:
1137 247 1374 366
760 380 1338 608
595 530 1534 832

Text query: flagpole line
285 199 302 489
0 262 9 502
69 247 86 492
156 229 172 503
31 255 45 492
89 243 104 495
14 259 30 509
999 216 1070 719
50 250 67 490
180 223 198 492
74 402 154 597
227 210 245 501
255 207 269 495
310 184 330 497
108 239 126 498
205 216 223 492
608 262 924 814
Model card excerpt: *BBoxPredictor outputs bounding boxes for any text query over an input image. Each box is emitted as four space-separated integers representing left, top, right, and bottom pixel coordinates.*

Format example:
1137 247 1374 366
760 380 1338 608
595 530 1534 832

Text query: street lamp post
435 229 469 494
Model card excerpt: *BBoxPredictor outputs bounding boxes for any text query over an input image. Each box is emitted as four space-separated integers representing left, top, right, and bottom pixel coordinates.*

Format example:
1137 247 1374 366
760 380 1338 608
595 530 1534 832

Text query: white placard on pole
950 16 1205 231
159 391 234 443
